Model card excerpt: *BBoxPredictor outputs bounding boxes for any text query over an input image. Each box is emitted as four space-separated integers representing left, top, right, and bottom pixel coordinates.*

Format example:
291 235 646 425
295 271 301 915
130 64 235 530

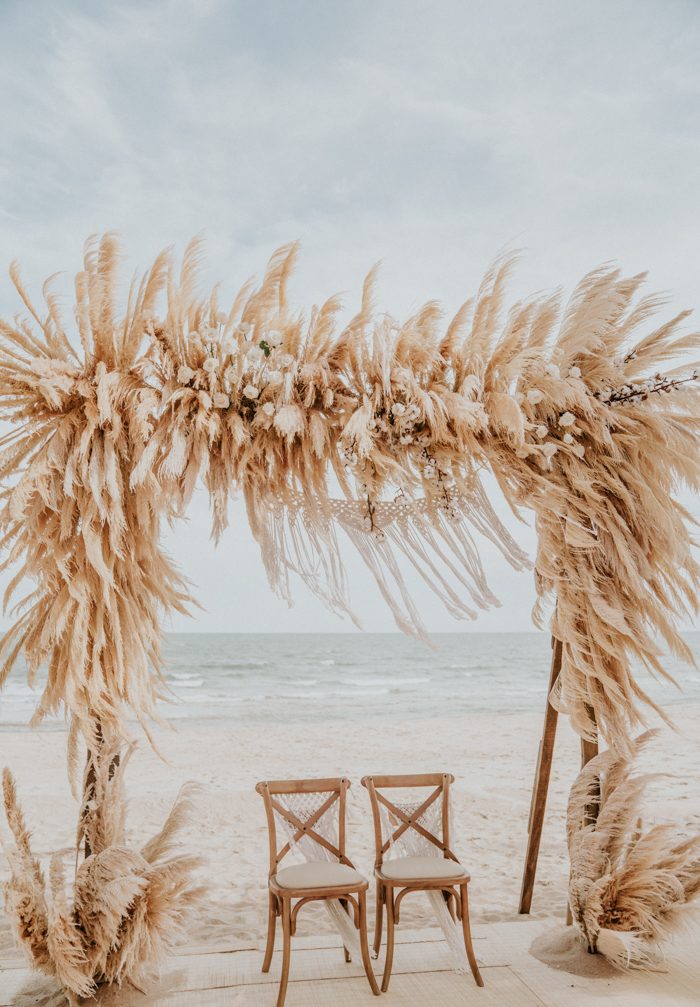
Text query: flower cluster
596 370 700 406
173 320 298 417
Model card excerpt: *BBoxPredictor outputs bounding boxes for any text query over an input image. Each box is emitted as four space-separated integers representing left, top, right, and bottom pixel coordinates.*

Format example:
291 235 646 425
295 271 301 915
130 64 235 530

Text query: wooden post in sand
519 635 562 914
519 636 601 916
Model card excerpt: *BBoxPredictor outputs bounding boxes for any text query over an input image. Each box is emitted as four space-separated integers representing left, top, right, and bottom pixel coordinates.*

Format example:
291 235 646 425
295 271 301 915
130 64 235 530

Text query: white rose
213 392 230 409
246 346 264 364
278 353 294 368
262 402 275 416
527 389 544 404
267 370 283 386
267 330 283 347
391 402 406 416
545 363 561 378
572 444 585 458
177 365 195 384
535 425 548 439
238 322 252 338
563 432 574 444
203 357 218 373
559 412 576 427
243 384 260 400
542 443 558 459
568 366 582 379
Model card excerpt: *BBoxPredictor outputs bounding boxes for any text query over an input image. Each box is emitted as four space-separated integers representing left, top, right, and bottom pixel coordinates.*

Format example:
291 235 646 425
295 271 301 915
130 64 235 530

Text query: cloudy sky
1 0 698 633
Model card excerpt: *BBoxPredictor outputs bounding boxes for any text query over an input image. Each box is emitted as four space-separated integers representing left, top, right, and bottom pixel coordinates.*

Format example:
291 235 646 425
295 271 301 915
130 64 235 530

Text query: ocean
0 632 698 728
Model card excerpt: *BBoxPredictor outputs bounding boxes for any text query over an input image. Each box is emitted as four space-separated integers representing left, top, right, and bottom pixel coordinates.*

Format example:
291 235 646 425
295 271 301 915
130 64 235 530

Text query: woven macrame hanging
250 483 531 642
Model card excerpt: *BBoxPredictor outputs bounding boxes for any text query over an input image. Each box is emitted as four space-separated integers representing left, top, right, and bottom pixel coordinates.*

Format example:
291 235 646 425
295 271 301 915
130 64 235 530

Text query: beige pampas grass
2 753 204 1001
0 235 698 990
567 733 700 968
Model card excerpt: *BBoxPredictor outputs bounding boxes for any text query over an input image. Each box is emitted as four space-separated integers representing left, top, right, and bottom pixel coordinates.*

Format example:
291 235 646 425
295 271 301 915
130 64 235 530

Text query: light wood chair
362 772 484 992
256 776 380 1007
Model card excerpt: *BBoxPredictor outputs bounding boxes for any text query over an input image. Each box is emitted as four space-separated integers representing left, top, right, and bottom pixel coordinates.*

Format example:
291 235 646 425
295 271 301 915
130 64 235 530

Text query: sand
1 704 699 959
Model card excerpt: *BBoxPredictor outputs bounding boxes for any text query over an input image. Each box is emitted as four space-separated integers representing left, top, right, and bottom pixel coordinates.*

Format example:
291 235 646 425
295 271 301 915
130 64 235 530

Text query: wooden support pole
518 635 562 915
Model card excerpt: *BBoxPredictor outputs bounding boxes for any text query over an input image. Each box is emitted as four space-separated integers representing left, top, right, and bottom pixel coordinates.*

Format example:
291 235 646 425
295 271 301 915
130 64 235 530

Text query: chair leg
381 887 396 993
277 897 292 1007
459 884 484 988
373 880 383 958
340 897 351 962
262 891 277 973
358 890 380 996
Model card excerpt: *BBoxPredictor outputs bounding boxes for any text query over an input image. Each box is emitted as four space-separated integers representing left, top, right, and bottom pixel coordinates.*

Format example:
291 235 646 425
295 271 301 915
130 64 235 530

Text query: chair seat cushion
275 861 364 889
380 855 467 880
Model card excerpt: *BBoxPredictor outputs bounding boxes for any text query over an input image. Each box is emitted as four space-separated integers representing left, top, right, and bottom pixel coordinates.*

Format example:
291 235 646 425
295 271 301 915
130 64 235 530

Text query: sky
0 0 698 633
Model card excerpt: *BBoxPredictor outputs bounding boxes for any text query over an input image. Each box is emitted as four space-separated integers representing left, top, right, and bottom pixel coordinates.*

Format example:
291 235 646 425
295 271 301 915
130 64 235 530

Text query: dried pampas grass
0 236 698 750
1 742 204 1002
0 235 699 989
567 732 700 968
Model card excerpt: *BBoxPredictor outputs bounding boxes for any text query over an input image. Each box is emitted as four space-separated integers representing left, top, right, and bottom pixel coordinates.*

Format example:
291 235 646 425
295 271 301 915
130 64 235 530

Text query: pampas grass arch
0 234 699 996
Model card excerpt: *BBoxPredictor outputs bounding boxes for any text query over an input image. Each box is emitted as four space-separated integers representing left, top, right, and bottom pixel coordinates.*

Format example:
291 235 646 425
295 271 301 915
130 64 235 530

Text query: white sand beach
2 704 699 960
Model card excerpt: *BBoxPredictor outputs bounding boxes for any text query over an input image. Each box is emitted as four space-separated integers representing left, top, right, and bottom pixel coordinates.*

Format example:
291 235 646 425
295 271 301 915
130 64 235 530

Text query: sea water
0 632 698 727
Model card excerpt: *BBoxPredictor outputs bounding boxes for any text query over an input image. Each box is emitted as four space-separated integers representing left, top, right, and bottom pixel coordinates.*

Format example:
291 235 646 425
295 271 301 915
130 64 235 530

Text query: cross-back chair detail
362 772 484 992
256 777 379 1007
367 773 459 865
259 778 353 875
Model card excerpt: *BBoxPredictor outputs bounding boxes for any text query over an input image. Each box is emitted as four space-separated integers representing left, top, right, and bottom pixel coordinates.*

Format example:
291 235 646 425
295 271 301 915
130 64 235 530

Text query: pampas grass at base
567 733 700 969
1 745 205 1002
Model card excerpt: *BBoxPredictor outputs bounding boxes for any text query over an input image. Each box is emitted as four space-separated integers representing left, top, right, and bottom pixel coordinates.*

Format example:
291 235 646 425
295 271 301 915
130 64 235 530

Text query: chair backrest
361 772 458 870
255 777 353 879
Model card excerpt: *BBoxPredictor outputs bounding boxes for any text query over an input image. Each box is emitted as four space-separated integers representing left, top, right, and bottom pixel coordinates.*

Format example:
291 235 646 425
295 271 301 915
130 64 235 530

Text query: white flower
243 384 260 399
568 366 582 379
221 336 238 355
542 443 558 459
246 346 264 365
535 425 548 439
267 369 283 386
225 366 237 384
278 353 294 368
238 322 252 339
177 365 195 384
572 443 585 458
213 392 230 409
391 402 406 416
527 389 544 404
267 330 283 347
262 401 275 416
559 411 576 427
399 434 413 444
563 432 574 445
545 363 561 378
203 357 218 373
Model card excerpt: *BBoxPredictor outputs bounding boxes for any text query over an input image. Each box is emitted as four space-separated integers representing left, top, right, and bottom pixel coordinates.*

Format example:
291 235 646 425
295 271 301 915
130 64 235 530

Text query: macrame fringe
251 487 531 643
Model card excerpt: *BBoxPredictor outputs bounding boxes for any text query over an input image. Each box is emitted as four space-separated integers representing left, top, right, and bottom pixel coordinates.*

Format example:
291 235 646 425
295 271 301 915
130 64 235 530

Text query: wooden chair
362 772 484 992
256 776 380 1007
